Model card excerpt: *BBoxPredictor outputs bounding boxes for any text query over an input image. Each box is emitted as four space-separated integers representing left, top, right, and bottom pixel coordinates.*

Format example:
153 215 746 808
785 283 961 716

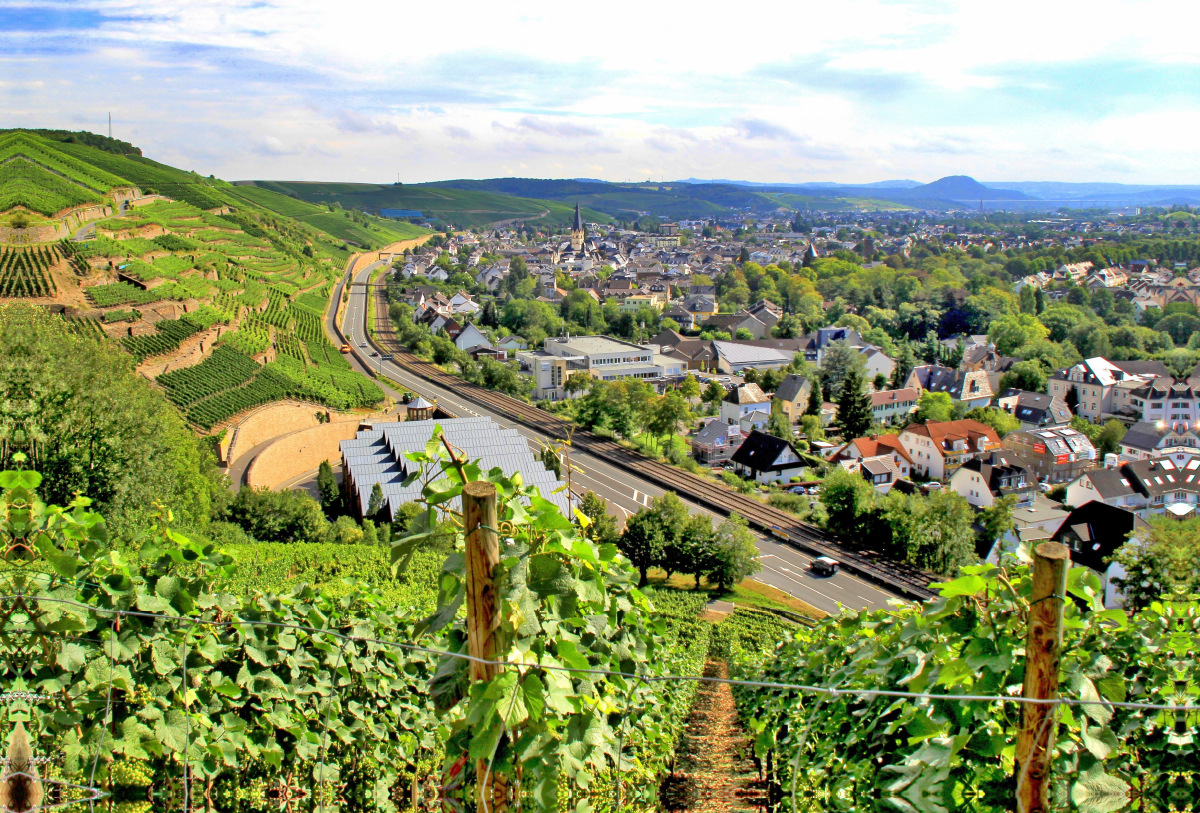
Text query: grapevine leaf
1071 766 1130 813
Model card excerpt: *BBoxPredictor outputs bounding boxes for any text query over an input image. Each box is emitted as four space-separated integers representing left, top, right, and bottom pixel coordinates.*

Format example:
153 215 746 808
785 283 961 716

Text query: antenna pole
108 112 112 138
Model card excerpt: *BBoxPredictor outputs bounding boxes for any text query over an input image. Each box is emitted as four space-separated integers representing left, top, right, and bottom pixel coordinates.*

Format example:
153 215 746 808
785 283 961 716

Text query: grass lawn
645 568 824 620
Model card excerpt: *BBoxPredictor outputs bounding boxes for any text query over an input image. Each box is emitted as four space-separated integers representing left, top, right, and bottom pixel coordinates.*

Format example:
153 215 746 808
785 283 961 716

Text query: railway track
366 292 937 601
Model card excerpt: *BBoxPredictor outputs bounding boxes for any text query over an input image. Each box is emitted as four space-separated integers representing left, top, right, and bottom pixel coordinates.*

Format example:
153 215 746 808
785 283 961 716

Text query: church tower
570 202 585 252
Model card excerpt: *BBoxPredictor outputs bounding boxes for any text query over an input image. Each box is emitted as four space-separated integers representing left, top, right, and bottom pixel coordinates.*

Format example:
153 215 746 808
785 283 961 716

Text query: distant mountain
905 176 1032 201
676 177 921 189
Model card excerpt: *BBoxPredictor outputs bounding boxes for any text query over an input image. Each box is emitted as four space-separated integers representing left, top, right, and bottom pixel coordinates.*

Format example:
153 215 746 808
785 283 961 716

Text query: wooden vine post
1014 541 1069 813
462 481 508 813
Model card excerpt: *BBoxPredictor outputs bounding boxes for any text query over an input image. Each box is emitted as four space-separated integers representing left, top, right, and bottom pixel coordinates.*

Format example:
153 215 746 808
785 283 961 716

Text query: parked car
811 556 839 576
924 482 943 491
788 485 807 494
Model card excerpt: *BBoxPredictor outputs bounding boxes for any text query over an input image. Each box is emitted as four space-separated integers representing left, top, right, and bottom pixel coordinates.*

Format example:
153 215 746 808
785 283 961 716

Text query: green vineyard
120 317 203 363
158 345 260 407
0 245 58 297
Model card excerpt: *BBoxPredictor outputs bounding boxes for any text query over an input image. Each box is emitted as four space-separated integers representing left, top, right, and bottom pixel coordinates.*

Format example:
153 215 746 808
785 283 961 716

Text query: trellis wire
1 591 1196 813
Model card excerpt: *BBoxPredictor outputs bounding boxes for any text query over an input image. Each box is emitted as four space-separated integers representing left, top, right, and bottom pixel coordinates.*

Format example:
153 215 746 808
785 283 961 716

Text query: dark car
811 556 839 576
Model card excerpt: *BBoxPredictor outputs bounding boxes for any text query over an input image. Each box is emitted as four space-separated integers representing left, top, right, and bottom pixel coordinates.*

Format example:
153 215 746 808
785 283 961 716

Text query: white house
720 383 771 426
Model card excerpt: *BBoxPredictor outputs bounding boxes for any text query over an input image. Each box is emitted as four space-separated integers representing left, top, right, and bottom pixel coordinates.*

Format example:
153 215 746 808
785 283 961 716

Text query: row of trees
577 491 761 589
819 467 1001 574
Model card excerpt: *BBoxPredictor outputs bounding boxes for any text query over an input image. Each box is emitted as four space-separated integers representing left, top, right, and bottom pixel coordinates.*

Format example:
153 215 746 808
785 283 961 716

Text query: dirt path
660 661 767 813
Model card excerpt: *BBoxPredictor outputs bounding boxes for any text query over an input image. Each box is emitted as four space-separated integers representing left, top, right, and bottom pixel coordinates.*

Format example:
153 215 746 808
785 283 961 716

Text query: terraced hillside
0 130 423 430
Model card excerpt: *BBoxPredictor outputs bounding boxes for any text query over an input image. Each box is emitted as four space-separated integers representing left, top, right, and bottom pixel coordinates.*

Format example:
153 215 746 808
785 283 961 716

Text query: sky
2 0 1199 186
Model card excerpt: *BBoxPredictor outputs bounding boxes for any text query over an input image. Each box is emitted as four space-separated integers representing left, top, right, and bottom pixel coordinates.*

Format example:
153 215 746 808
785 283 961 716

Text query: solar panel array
340 418 569 519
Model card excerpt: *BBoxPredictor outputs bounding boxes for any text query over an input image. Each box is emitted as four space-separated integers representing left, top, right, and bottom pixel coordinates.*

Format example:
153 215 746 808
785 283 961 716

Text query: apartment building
1066 456 1200 520
1002 427 1097 484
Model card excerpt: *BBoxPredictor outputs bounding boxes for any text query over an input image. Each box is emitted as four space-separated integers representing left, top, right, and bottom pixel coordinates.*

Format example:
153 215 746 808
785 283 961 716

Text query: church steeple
570 202 585 252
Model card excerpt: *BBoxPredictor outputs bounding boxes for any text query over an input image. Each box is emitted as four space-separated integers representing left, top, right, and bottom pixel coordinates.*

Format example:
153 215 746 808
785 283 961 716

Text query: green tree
890 488 978 574
366 482 386 521
1111 517 1200 610
999 359 1048 393
224 487 330 544
805 378 823 416
664 513 716 588
767 410 794 441
962 407 1020 437
800 414 824 443
578 490 619 547
833 368 873 439
620 492 689 584
819 339 868 401
648 391 691 448
0 303 224 536
316 459 340 515
706 513 762 589
702 380 726 408
976 494 1016 556
819 466 879 542
680 373 701 400
915 391 955 423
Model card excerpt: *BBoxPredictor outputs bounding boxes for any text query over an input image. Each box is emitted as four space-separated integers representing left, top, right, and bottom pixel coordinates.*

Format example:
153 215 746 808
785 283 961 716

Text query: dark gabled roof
1122 456 1200 496
1052 502 1148 573
1112 359 1170 378
959 450 1035 498
774 374 810 403
1083 467 1139 500
694 421 732 447
1120 421 1169 452
730 430 801 472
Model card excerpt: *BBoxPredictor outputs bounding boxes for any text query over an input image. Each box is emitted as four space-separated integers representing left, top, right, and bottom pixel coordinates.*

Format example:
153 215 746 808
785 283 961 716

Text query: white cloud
3 0 1198 183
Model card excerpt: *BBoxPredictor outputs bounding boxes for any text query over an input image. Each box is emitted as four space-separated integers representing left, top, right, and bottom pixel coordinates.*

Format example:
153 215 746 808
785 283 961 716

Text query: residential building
691 420 743 464
515 335 684 401
948 450 1036 508
857 346 895 380
828 434 912 478
838 454 904 493
899 419 1002 480
702 311 769 339
869 388 919 425
1002 427 1097 484
1118 421 1200 465
621 292 664 312
720 383 771 426
796 327 866 364
905 365 995 409
773 374 813 424
961 345 1017 373
1046 357 1162 422
453 323 492 352
1052 502 1148 608
1066 456 1200 520
729 430 806 484
340 417 567 521
995 390 1072 429
1121 378 1200 430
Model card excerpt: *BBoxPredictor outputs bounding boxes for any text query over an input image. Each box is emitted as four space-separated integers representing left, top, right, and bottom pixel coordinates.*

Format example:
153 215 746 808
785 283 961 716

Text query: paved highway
329 264 902 615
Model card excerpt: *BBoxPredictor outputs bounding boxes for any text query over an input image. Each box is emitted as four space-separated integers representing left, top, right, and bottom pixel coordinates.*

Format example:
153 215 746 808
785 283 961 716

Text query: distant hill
905 175 1032 201
677 178 922 189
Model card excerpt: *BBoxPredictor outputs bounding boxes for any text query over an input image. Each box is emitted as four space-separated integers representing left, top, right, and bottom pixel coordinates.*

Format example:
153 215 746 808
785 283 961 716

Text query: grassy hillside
424 177 907 219
0 130 425 430
241 179 612 228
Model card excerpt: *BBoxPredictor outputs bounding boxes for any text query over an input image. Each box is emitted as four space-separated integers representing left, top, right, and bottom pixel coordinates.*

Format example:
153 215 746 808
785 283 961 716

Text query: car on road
810 556 840 576
370 351 379 357
340 344 351 353
359 342 368 348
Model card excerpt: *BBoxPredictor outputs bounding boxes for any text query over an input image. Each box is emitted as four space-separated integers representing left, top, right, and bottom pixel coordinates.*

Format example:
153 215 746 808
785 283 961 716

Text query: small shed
406 396 434 421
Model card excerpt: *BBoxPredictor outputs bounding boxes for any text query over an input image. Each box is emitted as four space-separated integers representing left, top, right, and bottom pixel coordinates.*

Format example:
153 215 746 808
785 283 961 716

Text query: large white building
516 335 684 400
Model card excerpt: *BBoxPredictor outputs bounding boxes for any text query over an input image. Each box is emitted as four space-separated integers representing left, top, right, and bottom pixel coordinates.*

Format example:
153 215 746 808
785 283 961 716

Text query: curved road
328 263 903 615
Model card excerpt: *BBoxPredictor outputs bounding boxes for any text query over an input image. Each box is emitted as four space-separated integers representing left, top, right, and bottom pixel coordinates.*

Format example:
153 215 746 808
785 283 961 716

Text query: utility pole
1014 541 1069 813
462 482 508 813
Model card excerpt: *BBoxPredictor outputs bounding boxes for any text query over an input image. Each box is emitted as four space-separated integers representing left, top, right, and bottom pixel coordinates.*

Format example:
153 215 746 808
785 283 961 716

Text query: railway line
364 287 937 601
